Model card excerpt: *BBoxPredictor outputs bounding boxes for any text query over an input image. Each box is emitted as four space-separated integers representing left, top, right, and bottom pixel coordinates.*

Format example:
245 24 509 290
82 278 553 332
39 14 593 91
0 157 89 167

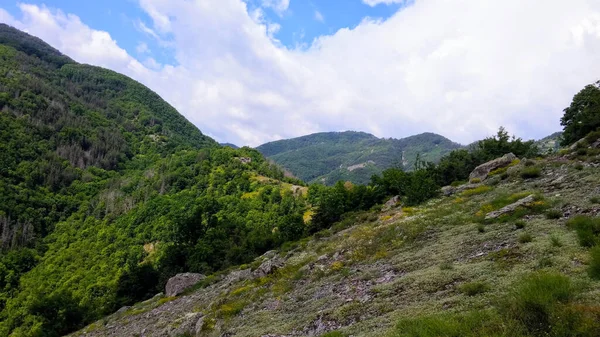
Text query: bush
459 281 489 296
470 177 481 184
520 167 541 179
477 223 486 233
515 220 526 230
550 235 562 247
574 163 584 170
545 209 562 219
518 233 533 244
589 246 600 280
439 261 454 270
590 196 600 204
502 272 573 334
524 159 536 167
567 216 600 248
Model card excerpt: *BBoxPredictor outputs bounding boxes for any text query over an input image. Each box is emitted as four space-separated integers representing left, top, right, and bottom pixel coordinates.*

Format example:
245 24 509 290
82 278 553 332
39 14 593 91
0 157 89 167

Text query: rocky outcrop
485 195 535 219
382 195 400 210
469 153 517 182
165 273 205 297
253 255 285 278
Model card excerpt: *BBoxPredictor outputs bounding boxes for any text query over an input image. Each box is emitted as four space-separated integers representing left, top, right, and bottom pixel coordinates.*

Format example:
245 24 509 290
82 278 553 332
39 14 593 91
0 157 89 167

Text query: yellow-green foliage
488 167 508 176
157 296 177 305
402 207 417 215
461 185 492 197
218 299 248 318
470 177 482 184
331 261 344 271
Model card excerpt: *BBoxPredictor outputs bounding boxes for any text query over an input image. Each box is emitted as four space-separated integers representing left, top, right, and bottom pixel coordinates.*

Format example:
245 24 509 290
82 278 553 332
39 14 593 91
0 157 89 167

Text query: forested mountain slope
72 145 600 337
256 131 462 185
0 25 307 336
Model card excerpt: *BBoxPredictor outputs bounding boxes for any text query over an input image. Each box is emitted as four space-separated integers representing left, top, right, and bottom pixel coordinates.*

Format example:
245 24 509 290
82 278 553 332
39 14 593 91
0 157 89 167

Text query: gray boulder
165 273 205 297
253 256 285 278
225 268 252 285
382 195 400 210
469 153 517 182
485 195 535 220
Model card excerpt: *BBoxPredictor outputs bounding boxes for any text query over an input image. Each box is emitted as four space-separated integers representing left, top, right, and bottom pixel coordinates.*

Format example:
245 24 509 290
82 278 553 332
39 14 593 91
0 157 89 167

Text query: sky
1 0 600 146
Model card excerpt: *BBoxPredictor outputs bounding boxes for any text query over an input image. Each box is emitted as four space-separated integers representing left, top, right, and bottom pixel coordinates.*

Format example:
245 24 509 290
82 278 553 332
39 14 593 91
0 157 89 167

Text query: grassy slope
73 156 600 337
256 131 462 185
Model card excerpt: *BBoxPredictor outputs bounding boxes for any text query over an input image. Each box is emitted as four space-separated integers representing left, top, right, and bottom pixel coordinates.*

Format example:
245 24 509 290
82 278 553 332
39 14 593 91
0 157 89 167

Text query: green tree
561 82 600 145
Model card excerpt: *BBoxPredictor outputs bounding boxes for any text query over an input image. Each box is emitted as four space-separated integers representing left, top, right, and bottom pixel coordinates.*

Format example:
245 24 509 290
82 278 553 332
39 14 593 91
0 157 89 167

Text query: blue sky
1 0 599 146
2 0 403 67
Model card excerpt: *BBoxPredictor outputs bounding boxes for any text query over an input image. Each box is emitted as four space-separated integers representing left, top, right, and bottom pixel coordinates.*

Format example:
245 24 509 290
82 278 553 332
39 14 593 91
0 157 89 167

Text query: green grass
515 220 526 230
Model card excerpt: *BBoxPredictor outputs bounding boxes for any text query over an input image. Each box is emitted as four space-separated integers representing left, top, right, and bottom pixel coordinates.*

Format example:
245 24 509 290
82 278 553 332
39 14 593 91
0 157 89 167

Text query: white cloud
261 0 290 16
314 10 324 23
2 0 600 147
136 42 150 54
362 0 406 7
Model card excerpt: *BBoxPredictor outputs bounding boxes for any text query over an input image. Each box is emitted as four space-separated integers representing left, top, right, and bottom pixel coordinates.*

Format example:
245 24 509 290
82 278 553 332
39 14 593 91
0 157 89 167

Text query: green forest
1 23 600 337
256 131 462 185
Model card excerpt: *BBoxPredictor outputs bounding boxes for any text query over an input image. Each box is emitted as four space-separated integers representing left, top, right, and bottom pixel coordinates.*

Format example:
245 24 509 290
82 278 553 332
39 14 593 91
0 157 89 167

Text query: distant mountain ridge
257 131 463 185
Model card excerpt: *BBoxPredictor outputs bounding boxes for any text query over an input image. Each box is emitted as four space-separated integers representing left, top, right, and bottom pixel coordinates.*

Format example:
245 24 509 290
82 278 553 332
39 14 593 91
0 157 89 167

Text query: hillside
0 25 308 336
71 151 600 337
256 131 462 185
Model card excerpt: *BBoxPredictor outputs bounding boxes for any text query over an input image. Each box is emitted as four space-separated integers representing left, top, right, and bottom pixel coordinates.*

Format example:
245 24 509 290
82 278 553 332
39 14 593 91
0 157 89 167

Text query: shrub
502 272 573 334
470 177 481 184
524 159 536 167
439 261 454 270
590 196 600 204
574 163 584 170
518 233 533 244
589 246 600 280
459 281 489 296
550 235 562 247
520 167 541 179
545 209 562 219
514 220 526 229
477 224 485 233
567 216 600 248
450 180 467 187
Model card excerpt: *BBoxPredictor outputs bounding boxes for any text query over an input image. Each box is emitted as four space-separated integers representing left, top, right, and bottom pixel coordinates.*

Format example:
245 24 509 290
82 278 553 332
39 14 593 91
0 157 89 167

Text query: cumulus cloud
362 0 406 6
2 0 600 147
261 0 290 16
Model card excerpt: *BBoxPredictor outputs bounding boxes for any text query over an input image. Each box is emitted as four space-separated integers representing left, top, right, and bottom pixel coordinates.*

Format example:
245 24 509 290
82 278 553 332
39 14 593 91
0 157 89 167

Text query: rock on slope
72 155 600 337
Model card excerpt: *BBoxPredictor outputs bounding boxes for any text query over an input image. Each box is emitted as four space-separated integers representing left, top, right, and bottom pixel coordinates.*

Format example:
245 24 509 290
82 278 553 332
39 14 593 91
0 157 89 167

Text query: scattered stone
165 273 205 297
237 157 252 164
485 195 535 219
469 153 517 182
